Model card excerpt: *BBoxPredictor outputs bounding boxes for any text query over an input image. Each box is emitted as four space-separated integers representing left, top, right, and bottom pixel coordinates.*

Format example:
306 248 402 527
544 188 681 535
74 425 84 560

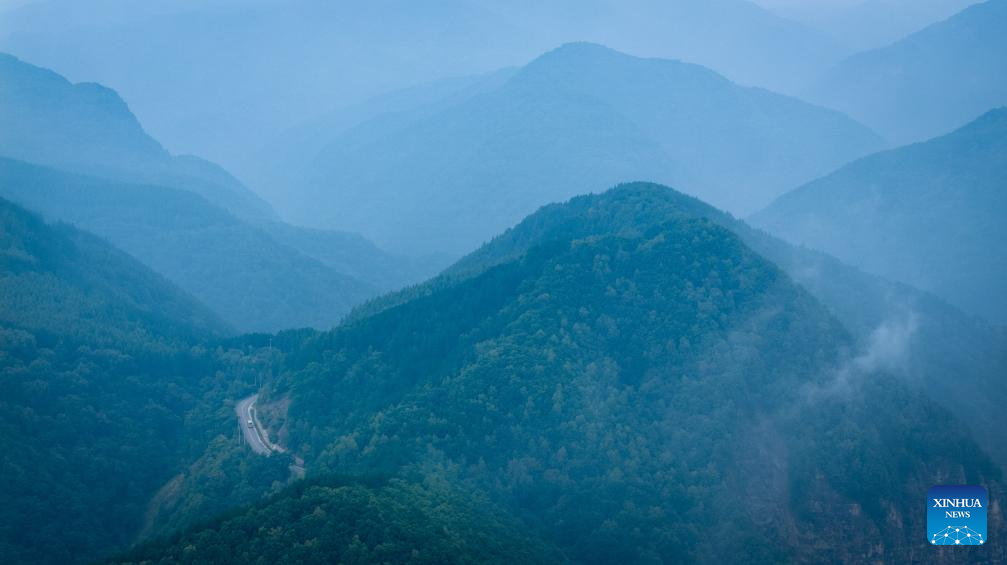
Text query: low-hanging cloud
851 311 920 375
802 310 921 403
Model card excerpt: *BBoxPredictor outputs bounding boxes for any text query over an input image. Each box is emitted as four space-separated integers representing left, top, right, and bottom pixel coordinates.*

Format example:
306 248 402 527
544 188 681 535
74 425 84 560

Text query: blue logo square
928 485 987 546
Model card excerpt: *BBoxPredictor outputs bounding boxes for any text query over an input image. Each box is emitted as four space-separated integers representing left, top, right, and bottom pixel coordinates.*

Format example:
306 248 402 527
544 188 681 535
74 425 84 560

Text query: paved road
236 394 272 455
237 394 305 479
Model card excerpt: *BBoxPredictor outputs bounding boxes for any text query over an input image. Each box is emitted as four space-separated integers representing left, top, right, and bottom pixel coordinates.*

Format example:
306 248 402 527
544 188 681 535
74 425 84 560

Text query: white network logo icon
931 526 984 545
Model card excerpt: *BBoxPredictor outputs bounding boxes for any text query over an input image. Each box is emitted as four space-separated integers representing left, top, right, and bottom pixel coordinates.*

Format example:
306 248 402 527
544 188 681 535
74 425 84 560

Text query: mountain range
813 0 981 51
0 53 432 331
752 108 1007 324
233 184 1005 563
755 0 981 51
5 180 1005 564
472 0 847 94
274 42 881 255
0 52 273 220
0 157 377 332
808 0 1007 144
0 0 538 171
2 4 1004 564
0 0 851 174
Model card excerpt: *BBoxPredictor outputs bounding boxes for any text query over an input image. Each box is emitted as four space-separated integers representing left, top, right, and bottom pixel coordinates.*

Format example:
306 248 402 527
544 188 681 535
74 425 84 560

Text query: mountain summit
248 184 1006 563
0 52 275 220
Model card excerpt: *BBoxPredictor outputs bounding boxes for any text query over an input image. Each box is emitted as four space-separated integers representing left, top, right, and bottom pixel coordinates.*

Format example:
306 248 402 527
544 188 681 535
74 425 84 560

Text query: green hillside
2 4 1002 565
109 476 565 565
242 185 1005 563
0 196 265 564
430 182 1007 467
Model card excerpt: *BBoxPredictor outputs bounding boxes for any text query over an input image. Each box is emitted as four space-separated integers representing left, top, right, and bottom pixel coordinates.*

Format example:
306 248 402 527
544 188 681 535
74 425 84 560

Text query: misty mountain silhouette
0 52 275 220
753 108 1007 324
0 0 847 172
281 42 881 255
808 0 1007 144
0 55 434 331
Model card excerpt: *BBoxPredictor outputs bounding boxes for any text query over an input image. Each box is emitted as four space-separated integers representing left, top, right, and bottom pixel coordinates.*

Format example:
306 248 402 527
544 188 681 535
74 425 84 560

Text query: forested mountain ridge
0 53 436 330
0 196 279 564
1 3 1001 565
351 182 1007 467
109 476 567 565
0 51 275 221
0 196 226 345
752 107 1007 324
807 0 1007 144
247 184 1005 563
0 157 377 332
279 42 882 255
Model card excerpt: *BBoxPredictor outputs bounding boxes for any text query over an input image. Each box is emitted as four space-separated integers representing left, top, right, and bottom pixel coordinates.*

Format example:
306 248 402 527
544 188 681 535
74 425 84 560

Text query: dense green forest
233 185 1006 563
109 476 565 565
5 180 1005 564
0 333 286 564
355 182 1007 467
2 3 1004 563
0 197 288 563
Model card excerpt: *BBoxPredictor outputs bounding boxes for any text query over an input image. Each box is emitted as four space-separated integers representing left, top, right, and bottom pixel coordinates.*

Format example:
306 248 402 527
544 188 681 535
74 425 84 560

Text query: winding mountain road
236 394 273 455
236 394 306 477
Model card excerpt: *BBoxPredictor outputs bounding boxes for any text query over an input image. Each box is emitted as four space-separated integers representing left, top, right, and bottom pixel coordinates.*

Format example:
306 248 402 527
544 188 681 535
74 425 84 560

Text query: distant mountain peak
537 41 620 59
0 52 279 221
0 50 166 162
278 43 879 255
519 41 715 81
517 41 633 77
